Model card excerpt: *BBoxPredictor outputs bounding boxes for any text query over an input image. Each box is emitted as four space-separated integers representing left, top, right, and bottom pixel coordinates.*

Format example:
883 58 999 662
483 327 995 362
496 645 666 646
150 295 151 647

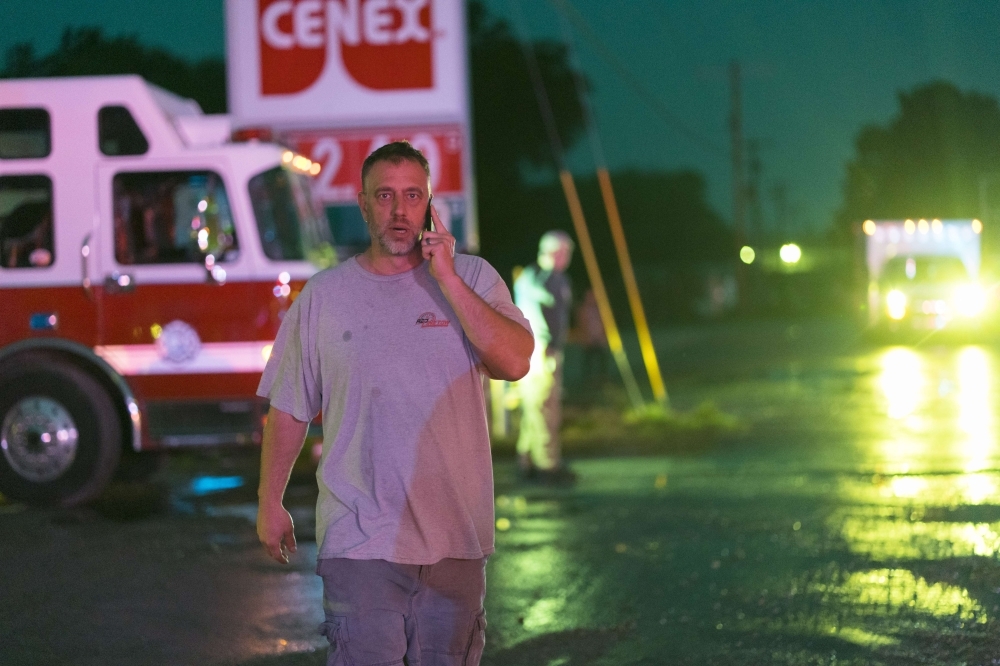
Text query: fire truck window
0 175 55 269
0 108 51 159
113 171 238 265
249 167 307 261
99 106 149 156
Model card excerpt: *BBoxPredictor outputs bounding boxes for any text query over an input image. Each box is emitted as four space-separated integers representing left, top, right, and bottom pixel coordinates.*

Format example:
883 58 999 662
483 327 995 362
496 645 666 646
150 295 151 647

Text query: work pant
516 348 563 471
317 557 487 666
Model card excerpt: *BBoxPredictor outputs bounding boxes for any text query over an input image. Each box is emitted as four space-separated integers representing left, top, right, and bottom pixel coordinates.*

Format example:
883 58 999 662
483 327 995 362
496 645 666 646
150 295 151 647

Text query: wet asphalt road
4 317 1000 665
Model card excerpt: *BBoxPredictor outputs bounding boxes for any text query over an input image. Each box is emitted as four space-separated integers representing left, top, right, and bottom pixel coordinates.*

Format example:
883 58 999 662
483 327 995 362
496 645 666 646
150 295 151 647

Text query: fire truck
0 75 332 506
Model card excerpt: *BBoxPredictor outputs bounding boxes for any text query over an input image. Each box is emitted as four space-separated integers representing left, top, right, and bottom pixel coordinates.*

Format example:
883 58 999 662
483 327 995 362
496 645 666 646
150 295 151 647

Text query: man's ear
357 190 368 222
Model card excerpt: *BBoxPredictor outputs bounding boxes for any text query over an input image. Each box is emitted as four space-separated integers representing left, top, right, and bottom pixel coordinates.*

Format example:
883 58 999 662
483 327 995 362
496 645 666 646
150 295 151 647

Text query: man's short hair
361 141 431 192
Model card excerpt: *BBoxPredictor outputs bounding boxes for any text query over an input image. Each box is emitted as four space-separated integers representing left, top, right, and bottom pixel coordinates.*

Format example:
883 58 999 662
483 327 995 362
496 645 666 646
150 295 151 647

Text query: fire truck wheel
0 359 122 507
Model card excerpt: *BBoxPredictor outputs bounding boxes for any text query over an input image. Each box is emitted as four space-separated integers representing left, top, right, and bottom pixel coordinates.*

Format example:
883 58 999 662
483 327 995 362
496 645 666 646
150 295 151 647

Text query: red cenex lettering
259 0 433 95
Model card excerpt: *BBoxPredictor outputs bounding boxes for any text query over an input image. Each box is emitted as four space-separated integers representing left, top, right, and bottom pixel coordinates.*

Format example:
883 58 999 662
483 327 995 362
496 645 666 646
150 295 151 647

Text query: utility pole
745 138 763 242
729 60 750 311
729 61 746 247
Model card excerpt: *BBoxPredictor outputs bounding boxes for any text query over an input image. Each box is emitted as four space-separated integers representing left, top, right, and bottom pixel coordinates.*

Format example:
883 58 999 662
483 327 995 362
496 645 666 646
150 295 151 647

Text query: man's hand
421 204 457 281
257 501 297 564
256 406 309 564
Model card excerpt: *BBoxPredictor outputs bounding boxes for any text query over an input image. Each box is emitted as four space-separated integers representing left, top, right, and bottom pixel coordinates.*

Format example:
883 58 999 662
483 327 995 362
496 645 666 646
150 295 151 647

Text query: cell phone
424 195 435 233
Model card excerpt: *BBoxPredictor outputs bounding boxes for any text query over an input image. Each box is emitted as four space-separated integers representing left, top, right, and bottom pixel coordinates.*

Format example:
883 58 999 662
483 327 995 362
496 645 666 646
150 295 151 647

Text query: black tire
0 355 121 506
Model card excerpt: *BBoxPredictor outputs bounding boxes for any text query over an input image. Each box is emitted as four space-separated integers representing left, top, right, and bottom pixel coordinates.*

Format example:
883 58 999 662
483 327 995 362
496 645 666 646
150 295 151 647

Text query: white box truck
862 218 986 329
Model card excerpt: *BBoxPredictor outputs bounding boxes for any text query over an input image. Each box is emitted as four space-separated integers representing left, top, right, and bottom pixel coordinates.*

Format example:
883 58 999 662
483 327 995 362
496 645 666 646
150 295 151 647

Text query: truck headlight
886 289 907 320
953 284 986 317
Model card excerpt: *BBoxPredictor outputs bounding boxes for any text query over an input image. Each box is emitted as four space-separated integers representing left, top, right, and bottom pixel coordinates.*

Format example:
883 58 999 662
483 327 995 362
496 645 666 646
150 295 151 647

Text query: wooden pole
558 170 645 409
509 0 645 409
549 0 667 407
595 168 669 406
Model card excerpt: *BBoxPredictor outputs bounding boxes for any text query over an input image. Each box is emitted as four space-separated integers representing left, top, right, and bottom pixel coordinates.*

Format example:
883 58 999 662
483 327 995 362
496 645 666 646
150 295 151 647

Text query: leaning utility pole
509 0 645 411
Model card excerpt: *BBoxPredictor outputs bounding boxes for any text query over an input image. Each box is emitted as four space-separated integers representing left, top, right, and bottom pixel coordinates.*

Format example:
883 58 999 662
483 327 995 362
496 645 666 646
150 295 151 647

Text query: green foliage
557 396 742 456
466 3 729 316
623 400 741 437
1 27 226 113
467 1 589 272
467 1 585 185
834 81 1000 240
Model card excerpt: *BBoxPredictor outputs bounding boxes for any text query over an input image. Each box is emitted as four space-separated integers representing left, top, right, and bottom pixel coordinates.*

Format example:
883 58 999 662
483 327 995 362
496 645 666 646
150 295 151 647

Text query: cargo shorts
317 557 488 666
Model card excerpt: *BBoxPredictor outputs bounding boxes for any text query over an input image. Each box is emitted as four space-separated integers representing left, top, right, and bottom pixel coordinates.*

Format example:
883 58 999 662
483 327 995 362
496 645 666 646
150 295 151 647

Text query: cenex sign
226 0 475 249
226 0 468 127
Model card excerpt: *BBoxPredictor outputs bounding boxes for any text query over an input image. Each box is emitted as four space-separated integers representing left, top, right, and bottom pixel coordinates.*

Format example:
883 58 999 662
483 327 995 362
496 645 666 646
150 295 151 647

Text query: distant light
931 219 943 233
886 289 907 320
211 266 227 284
150 323 163 339
739 246 756 264
863 220 876 236
904 220 916 234
261 344 273 361
278 271 291 285
917 219 929 233
972 219 983 234
496 517 512 531
282 150 294 164
779 243 802 264
197 199 208 213
309 163 322 176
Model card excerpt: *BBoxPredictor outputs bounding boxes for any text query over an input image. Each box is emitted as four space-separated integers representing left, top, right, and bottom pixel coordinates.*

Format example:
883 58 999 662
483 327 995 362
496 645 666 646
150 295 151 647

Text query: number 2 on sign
311 138 343 199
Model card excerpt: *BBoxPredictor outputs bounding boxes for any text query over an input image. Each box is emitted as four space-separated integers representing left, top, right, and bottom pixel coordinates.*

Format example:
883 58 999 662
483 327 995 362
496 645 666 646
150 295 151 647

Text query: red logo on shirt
416 312 450 328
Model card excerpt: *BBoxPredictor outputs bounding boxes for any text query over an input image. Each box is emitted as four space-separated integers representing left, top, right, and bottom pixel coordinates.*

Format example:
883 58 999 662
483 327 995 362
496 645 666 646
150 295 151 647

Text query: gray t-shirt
258 255 530 564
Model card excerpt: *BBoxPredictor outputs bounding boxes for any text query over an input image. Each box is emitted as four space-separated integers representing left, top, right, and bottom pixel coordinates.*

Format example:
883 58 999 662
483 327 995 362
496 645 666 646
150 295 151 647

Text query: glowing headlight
886 289 907 320
953 284 986 317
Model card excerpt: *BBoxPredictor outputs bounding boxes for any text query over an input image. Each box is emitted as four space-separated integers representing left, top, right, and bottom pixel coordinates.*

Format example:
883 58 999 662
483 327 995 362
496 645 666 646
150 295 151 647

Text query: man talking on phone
256 141 533 666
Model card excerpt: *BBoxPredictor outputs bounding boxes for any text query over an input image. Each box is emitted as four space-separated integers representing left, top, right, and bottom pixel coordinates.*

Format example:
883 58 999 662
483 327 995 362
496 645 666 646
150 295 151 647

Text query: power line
547 0 727 157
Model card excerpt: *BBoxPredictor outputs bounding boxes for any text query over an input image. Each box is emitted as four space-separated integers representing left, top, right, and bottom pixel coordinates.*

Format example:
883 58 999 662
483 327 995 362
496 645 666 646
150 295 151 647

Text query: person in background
514 230 576 484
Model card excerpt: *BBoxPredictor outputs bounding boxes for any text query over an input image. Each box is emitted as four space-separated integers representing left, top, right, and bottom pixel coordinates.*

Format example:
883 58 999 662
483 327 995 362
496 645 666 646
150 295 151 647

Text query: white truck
862 218 986 329
0 75 332 506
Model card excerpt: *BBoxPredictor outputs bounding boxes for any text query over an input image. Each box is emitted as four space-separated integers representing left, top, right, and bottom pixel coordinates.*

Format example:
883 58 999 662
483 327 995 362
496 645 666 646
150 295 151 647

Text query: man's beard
368 220 417 256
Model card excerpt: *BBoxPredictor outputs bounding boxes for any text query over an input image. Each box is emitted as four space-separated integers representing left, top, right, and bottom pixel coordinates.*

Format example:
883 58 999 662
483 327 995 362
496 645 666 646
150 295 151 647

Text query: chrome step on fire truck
0 75 332 506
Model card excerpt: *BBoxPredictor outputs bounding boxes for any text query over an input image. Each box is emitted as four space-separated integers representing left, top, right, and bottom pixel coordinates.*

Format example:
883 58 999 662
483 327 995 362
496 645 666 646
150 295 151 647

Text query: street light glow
740 246 756 264
779 243 802 264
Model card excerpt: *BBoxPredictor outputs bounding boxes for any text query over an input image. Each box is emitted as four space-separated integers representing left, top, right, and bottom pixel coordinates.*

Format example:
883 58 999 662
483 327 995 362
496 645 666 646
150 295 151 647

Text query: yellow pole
558 169 645 410
596 168 669 407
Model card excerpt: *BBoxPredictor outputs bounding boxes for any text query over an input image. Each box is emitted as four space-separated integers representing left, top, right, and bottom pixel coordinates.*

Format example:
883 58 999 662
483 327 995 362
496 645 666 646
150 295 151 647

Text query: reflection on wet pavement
6 321 1000 664
484 331 1000 665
